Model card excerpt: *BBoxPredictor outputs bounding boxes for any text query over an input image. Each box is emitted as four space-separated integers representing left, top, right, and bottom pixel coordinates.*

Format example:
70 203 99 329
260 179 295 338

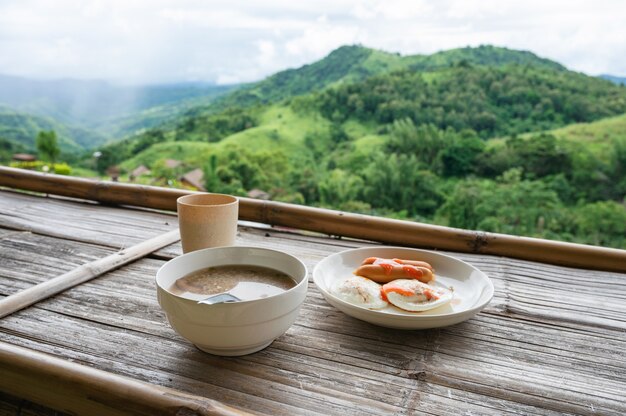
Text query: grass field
549 113 626 157
487 113 626 156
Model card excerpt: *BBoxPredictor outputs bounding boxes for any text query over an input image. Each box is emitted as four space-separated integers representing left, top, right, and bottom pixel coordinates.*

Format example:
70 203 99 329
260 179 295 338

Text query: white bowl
156 246 308 356
313 247 494 329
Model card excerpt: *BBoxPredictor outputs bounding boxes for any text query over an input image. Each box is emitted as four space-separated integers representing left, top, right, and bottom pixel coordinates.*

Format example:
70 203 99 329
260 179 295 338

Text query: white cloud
0 0 624 84
285 22 360 58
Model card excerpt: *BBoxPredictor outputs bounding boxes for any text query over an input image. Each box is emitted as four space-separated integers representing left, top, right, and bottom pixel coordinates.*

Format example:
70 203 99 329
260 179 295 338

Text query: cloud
285 20 360 58
0 0 624 84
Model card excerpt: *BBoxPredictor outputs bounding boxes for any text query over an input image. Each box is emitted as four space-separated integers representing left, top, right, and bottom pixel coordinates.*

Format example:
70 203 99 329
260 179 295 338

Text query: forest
3 45 626 249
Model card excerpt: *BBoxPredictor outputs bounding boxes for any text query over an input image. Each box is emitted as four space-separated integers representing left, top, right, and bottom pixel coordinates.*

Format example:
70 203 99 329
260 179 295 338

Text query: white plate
313 247 494 329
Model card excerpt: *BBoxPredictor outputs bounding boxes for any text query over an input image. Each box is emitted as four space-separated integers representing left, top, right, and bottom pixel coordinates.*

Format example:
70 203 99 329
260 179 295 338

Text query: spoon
197 292 242 305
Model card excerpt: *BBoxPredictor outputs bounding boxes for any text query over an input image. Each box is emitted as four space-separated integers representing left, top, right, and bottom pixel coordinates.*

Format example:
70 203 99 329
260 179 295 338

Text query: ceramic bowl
156 246 308 356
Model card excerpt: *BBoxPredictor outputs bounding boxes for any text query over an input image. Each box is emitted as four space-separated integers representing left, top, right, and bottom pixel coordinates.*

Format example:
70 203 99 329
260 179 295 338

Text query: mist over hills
601 74 626 85
0 74 236 146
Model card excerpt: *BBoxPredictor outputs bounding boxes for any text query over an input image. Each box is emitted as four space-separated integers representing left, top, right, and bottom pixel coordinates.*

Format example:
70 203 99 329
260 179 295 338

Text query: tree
203 154 220 192
440 129 485 177
318 169 364 207
36 130 60 164
436 168 564 238
362 153 444 216
574 201 626 247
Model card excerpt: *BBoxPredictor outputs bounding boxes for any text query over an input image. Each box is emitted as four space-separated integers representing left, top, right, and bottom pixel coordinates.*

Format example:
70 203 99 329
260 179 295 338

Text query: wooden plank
1 190 626 414
0 190 177 248
1 250 624 414
0 307 587 416
0 231 117 292
0 230 179 318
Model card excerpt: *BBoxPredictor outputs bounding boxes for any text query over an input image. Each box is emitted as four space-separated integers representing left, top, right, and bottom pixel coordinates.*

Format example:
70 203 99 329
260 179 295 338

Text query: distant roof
130 165 151 178
106 166 120 176
12 153 36 162
164 159 181 169
247 188 270 200
180 168 206 191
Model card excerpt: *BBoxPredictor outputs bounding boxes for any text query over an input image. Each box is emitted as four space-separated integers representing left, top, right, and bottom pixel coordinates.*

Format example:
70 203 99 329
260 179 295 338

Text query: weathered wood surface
0 229 180 318
0 189 625 415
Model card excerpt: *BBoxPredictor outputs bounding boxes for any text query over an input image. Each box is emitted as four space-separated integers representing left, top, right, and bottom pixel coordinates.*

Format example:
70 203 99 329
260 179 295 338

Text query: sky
0 0 624 85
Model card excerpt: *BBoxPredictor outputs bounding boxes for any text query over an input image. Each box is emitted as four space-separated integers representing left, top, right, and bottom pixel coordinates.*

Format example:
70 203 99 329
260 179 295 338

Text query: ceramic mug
177 193 239 253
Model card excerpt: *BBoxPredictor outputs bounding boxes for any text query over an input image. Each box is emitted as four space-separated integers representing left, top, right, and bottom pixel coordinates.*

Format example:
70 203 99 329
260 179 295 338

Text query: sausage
354 263 434 283
361 257 434 272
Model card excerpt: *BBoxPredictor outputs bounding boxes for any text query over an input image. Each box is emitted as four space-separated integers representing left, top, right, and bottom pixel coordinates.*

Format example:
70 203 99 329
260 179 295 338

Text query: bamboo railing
1 166 625 272
0 342 250 416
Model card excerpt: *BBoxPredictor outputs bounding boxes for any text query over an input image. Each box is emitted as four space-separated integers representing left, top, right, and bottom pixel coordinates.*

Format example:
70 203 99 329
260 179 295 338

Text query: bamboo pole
1 166 625 273
0 229 180 318
0 341 250 416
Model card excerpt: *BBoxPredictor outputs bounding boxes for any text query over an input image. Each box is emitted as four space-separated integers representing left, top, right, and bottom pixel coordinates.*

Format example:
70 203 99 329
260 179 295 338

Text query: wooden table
0 188 624 415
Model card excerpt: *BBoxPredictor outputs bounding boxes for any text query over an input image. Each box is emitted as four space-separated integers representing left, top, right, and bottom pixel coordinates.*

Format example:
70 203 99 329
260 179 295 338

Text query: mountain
0 105 103 153
77 44 626 249
190 44 566 116
0 74 236 142
100 44 626 168
0 44 565 149
601 74 626 85
411 45 565 71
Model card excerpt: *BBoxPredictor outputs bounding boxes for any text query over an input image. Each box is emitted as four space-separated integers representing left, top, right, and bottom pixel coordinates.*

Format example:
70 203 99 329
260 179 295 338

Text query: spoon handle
197 293 242 305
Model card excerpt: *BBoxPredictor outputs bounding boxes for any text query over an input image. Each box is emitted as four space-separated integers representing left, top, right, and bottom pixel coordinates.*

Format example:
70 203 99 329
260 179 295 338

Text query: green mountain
411 45 565 71
0 105 105 153
316 64 626 138
189 44 565 116
600 74 626 85
0 44 565 150
113 45 625 165
0 74 236 143
90 44 626 249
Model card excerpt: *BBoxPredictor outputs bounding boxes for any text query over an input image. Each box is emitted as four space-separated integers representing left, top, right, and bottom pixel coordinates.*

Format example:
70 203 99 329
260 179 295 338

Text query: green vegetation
0 74 236 141
185 44 567 118
3 45 626 249
0 136 27 162
315 65 626 137
0 106 93 153
9 160 72 175
36 130 60 164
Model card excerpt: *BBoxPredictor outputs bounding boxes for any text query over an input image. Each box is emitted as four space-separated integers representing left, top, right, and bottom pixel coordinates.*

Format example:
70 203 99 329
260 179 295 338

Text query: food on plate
381 279 452 312
168 264 296 301
331 276 388 309
354 257 434 283
362 257 434 271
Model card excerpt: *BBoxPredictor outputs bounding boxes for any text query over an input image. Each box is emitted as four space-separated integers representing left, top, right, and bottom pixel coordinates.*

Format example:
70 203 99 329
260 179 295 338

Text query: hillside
4 44 624 248
0 74 236 143
411 45 565 71
601 74 626 85
188 44 566 117
516 113 626 158
88 44 626 249
0 106 106 153
0 44 566 149
108 48 626 169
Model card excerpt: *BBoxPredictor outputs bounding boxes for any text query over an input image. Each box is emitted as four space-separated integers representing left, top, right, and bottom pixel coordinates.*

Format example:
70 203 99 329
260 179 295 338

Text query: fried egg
381 279 452 312
331 276 388 309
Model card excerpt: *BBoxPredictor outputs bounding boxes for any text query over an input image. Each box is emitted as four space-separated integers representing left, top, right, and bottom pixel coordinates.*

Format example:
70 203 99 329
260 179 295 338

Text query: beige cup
177 193 239 253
